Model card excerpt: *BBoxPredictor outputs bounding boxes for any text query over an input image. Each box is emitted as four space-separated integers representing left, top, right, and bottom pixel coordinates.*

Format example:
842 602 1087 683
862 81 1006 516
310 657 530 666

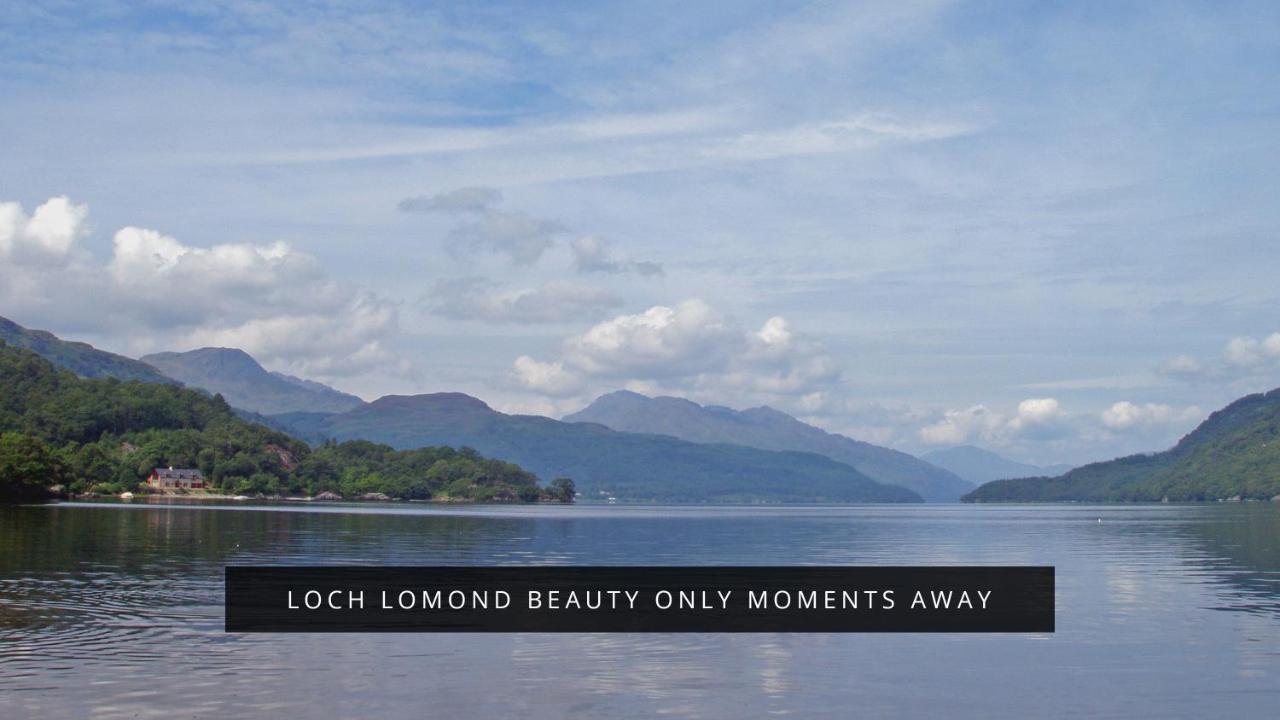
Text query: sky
2 0 1279 467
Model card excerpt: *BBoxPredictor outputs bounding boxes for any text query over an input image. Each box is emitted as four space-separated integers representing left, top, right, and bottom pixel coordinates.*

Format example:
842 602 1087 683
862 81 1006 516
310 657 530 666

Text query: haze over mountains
273 394 921 503
965 388 1280 503
921 446 1074 486
9 313 1280 505
565 390 973 502
0 315 919 503
141 347 365 415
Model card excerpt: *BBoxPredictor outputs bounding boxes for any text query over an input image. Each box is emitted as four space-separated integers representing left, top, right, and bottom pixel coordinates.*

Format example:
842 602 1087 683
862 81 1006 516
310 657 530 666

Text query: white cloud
725 316 840 396
1006 397 1069 440
1101 401 1202 430
919 397 1066 445
919 405 1005 445
509 299 841 409
1009 397 1062 426
425 277 623 324
1158 334 1280 385
755 316 791 347
509 356 584 398
918 395 1202 457
1160 354 1204 377
109 226 297 291
1225 336 1264 367
0 196 402 380
1223 333 1280 368
0 196 88 260
175 293 399 378
563 299 738 378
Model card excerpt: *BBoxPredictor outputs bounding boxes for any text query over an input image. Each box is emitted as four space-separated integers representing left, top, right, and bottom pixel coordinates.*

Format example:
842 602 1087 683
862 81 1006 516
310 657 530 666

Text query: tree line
0 342 574 503
964 388 1280 503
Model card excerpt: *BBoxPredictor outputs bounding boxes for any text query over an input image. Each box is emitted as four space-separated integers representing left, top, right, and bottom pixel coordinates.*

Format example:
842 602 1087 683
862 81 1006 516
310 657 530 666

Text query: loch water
2 501 1279 718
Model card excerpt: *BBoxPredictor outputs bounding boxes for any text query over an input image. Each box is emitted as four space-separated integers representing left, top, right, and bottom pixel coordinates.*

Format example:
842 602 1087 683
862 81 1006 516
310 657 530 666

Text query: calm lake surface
2 501 1279 719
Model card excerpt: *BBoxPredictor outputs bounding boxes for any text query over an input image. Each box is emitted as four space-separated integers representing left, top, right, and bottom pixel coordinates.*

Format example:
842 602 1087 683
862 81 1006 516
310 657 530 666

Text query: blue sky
2 0 1279 465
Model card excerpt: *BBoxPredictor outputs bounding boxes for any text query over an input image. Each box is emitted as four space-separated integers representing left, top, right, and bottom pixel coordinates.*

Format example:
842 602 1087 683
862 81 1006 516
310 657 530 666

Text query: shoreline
62 491 572 506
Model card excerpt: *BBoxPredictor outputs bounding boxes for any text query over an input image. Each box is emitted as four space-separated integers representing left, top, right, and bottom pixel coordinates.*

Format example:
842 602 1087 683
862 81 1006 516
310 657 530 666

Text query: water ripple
2 502 1279 719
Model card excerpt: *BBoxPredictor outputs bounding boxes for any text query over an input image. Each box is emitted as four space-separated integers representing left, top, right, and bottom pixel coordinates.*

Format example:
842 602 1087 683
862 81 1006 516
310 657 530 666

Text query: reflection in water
1177 506 1280 617
1 501 1279 719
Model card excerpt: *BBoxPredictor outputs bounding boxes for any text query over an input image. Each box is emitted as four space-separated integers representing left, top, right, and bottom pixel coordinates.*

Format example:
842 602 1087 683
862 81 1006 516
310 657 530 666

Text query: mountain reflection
3 502 1279 719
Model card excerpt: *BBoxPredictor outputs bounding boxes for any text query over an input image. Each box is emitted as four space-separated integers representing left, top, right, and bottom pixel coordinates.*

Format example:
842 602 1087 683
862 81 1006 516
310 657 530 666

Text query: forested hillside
964 388 1280 502
0 342 565 503
0 315 172 383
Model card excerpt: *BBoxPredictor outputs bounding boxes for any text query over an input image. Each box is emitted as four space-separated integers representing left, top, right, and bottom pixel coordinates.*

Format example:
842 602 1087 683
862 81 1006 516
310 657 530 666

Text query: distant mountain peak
270 390 921 504
928 445 997 460
368 392 492 412
738 405 794 422
600 389 648 400
565 390 973 502
921 446 1072 485
140 347 364 416
199 346 257 361
146 346 263 372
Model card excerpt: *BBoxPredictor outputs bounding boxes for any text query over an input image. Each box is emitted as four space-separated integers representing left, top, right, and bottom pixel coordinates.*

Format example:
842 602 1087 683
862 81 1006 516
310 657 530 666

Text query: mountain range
271 394 921 503
0 341 553 503
11 313 1280 505
964 388 1280 502
921 445 1073 486
140 347 365 415
0 316 172 384
564 390 972 502
0 314 920 503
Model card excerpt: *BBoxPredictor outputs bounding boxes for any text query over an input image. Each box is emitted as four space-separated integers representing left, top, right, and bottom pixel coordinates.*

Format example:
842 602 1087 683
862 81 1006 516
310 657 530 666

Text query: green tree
0 432 62 501
0 342 560 504
549 477 576 503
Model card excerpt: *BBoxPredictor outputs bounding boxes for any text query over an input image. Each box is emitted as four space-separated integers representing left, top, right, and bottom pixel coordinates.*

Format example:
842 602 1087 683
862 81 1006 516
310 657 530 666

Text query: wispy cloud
704 114 977 161
570 236 663 277
3 0 1278 464
424 277 623 324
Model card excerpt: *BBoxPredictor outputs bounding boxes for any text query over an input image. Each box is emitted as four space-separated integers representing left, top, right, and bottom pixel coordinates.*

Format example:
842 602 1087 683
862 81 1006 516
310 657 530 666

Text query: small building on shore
147 467 206 490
